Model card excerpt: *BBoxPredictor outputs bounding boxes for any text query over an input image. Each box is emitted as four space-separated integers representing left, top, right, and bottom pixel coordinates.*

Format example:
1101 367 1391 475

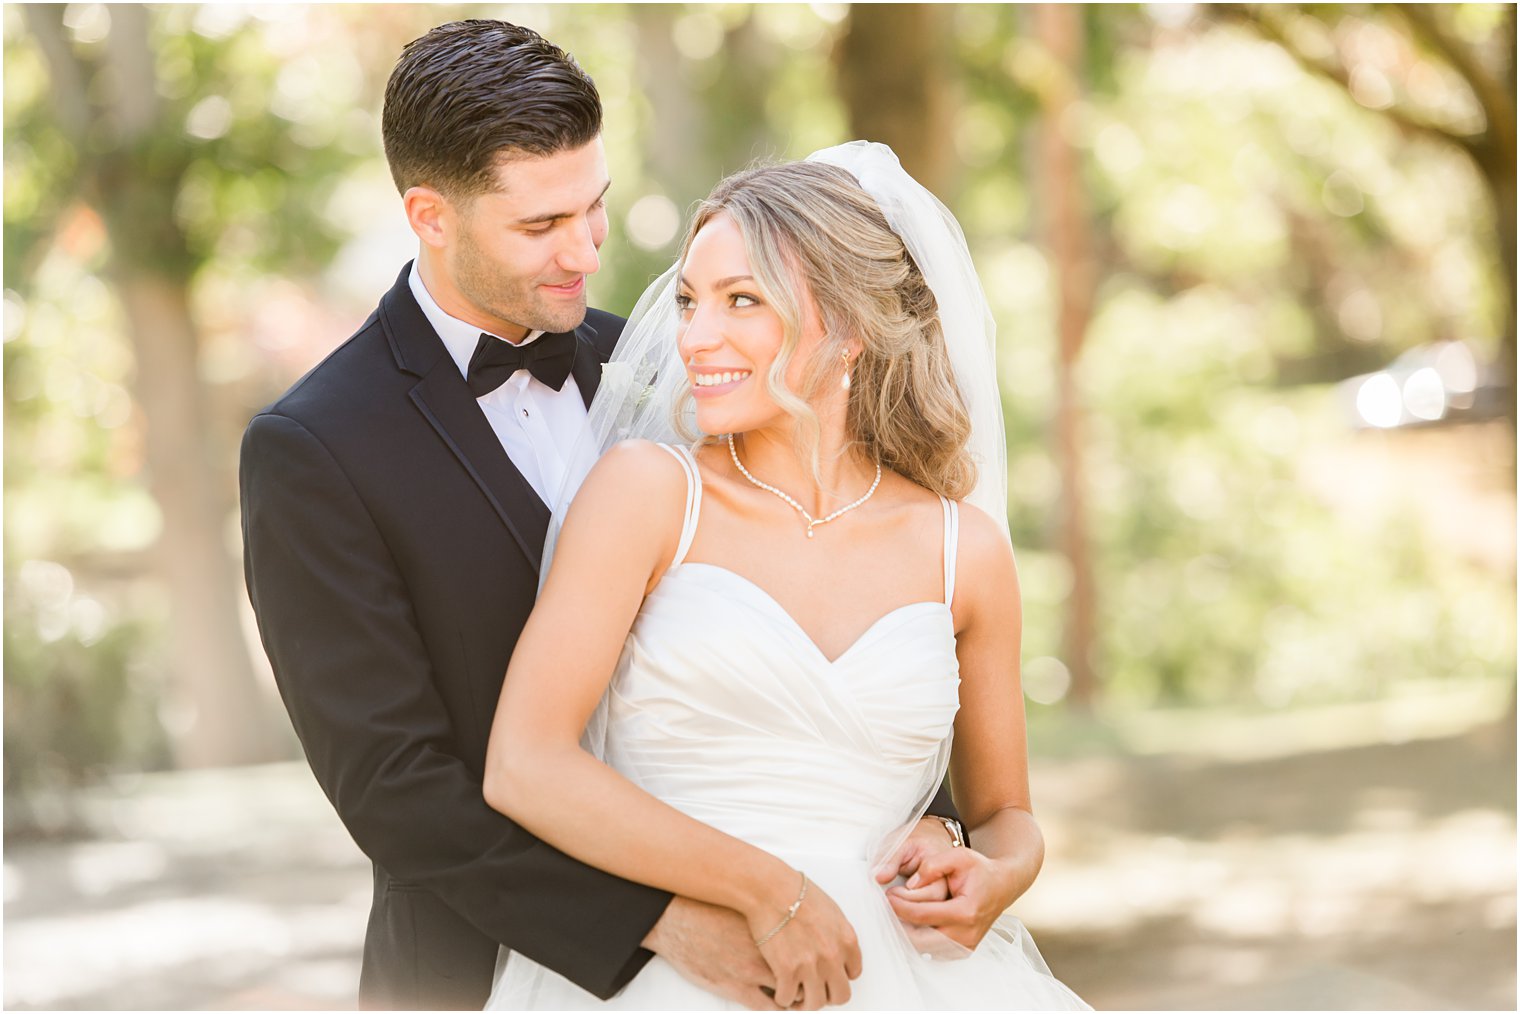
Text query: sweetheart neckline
666 561 953 666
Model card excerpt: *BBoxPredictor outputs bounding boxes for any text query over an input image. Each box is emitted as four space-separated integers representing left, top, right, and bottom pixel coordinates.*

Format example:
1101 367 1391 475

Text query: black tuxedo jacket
241 263 962 1010
240 264 670 1009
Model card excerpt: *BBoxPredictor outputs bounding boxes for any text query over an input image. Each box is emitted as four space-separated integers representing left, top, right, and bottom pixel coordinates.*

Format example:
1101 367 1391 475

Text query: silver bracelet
754 871 809 948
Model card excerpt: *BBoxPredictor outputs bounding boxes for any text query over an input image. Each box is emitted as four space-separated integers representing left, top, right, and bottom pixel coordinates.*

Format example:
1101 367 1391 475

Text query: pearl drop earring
841 351 852 391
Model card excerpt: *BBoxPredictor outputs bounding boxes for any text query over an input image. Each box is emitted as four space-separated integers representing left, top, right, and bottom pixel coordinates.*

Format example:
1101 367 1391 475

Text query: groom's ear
403 186 451 250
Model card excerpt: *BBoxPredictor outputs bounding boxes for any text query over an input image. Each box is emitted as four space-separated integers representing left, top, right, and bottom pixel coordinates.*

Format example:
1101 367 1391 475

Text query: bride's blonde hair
676 161 976 499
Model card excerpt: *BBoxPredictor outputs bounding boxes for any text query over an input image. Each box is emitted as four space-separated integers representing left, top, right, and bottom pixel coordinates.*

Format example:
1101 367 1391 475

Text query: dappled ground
1023 709 1516 1010
5 701 1514 1010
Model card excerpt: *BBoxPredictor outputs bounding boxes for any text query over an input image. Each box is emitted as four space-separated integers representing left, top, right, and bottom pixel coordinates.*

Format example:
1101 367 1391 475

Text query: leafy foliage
1 5 1511 800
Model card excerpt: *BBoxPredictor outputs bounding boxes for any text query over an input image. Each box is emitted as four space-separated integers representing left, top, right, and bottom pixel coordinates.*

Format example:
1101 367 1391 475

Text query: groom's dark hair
382 19 602 200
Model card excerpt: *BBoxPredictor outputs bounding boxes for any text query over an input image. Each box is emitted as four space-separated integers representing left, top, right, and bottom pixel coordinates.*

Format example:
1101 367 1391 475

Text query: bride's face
676 212 830 436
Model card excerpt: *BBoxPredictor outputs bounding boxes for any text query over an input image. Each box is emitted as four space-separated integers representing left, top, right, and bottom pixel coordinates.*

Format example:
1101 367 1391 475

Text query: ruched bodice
604 558 960 861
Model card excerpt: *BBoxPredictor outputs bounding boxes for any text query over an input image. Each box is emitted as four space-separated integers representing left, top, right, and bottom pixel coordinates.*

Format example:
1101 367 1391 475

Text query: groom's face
446 137 610 340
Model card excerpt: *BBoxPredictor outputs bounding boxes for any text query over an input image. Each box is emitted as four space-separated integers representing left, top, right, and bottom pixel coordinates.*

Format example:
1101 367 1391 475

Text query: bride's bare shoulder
549 440 696 587
567 439 690 529
565 437 696 547
954 499 1021 609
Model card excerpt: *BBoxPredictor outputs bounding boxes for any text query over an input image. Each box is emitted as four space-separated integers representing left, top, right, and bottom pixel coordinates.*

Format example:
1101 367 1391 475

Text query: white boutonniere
599 360 637 409
603 360 660 410
600 360 635 393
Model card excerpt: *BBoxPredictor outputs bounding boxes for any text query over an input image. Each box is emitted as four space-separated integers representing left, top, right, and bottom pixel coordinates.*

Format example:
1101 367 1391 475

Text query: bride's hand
748 872 862 1011
885 846 1018 950
873 817 959 900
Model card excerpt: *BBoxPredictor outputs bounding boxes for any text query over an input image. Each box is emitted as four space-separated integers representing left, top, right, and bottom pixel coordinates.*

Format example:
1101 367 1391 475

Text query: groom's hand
643 896 780 1010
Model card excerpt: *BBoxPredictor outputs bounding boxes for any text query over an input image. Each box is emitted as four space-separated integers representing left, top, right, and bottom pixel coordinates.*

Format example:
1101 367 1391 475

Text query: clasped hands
874 817 1019 953
645 817 1015 1011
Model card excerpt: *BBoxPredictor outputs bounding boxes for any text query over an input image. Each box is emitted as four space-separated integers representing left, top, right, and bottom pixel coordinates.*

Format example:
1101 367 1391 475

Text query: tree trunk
629 6 767 208
834 4 953 195
1448 4 1514 430
26 3 282 767
1034 4 1100 710
1490 160 1515 434
112 271 280 767
712 13 780 174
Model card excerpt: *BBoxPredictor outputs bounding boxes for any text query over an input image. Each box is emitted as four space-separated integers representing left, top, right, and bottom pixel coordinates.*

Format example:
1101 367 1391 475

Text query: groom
241 19 963 1011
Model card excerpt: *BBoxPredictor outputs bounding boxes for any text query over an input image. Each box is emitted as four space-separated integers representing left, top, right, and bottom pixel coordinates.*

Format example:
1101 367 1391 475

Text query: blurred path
5 715 1514 1010
5 765 369 1010
1025 710 1516 1011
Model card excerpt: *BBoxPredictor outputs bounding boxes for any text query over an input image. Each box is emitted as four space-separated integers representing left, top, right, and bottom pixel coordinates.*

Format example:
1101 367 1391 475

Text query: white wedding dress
487 444 1089 1010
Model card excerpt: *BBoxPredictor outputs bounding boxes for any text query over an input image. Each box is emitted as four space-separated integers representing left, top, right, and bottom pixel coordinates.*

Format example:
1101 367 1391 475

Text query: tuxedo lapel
569 328 602 409
379 264 551 572
408 370 551 570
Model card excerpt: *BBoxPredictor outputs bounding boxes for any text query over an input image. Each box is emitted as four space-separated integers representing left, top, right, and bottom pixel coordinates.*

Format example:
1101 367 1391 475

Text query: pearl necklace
726 433 882 540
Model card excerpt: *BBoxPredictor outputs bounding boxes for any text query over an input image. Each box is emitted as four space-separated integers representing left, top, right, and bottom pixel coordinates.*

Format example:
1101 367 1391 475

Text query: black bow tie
466 330 577 397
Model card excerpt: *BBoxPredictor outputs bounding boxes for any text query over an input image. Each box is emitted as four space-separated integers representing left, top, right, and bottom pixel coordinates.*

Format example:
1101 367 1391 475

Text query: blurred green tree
6 5 426 767
960 4 1513 710
2 3 1511 794
15 4 272 767
1221 3 1516 424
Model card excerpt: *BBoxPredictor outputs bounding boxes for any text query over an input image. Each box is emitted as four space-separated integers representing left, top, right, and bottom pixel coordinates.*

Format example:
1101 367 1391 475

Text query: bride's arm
483 440 860 1005
484 441 789 919
885 503 1045 947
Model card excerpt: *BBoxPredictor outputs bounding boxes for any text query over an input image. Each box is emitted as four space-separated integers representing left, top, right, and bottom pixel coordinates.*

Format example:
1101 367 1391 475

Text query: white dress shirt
408 263 592 507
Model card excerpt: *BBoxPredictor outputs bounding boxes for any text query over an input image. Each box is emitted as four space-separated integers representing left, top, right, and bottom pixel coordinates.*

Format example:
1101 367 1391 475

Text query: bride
480 142 1088 1011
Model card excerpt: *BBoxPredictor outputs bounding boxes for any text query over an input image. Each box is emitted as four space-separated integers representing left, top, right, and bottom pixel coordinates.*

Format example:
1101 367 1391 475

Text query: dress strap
655 443 703 569
940 495 960 608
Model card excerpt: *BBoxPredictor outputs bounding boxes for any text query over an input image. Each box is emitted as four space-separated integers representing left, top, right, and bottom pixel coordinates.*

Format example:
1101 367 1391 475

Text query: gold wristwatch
933 815 966 848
